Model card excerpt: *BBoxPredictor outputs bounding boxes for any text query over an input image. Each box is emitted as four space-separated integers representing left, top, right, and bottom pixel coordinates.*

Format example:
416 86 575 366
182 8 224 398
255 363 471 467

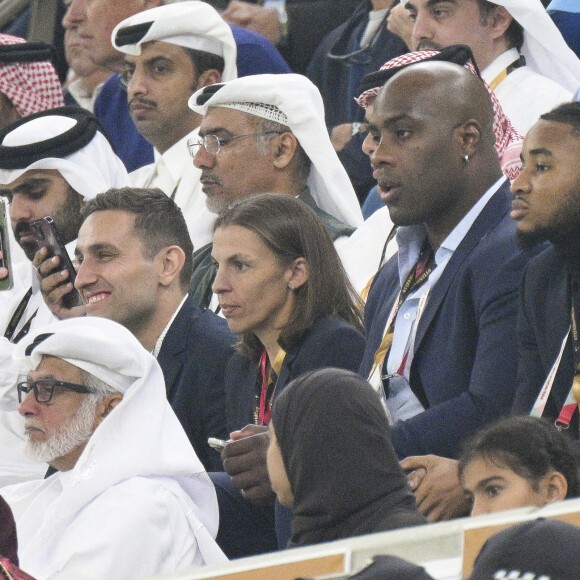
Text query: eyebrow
528 147 553 157
74 242 118 256
475 476 505 491
144 55 174 66
426 0 456 7
198 127 233 138
2 178 51 195
26 373 56 381
211 252 253 262
382 114 415 129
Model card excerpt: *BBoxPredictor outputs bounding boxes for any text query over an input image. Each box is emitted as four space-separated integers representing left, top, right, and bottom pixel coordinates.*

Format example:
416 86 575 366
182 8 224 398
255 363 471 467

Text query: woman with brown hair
211 193 366 549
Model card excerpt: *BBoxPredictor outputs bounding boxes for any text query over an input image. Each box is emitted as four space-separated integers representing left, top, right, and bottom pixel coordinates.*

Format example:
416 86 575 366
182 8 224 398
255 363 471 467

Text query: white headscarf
112 1 237 82
9 316 223 564
0 115 129 198
489 0 580 92
189 74 364 227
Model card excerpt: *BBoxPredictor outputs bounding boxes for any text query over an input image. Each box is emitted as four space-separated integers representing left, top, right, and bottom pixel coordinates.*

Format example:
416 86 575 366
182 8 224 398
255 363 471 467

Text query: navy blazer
157 295 236 471
512 245 576 423
224 316 365 432
223 315 365 550
359 182 537 459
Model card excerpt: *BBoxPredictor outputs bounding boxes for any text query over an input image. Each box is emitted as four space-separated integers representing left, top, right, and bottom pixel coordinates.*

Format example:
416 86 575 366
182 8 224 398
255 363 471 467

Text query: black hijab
270 368 426 547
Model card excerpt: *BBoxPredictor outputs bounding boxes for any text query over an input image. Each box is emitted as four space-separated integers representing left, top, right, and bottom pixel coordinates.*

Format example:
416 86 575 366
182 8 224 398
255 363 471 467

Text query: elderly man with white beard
0 317 226 579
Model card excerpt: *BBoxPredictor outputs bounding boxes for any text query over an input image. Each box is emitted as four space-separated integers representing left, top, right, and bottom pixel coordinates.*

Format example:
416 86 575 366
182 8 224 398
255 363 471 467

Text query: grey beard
25 395 98 466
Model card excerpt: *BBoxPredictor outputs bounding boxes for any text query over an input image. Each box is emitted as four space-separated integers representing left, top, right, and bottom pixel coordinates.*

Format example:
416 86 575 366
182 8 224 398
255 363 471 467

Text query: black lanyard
4 287 38 343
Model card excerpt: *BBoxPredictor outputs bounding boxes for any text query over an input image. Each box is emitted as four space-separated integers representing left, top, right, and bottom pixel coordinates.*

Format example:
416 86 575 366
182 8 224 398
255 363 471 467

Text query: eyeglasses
187 131 283 157
17 378 92 404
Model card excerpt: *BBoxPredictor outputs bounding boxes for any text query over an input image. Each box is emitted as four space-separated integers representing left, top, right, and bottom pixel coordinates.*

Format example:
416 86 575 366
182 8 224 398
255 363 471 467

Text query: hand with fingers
34 247 86 319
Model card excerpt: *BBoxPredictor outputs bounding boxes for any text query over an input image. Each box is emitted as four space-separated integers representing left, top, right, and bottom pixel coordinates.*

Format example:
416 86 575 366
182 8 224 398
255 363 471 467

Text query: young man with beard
511 102 580 432
0 317 226 579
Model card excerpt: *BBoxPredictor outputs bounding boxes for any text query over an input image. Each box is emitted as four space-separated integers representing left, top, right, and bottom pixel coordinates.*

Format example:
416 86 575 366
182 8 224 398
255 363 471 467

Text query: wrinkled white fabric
482 48 572 134
0 119 128 486
338 206 398 296
130 129 215 251
112 1 237 82
0 115 129 198
189 73 364 227
1 317 226 579
489 0 580 93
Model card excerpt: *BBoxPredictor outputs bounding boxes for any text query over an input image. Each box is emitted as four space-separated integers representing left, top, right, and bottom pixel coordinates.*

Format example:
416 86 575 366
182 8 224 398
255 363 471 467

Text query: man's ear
197 69 222 89
286 257 309 290
272 132 298 170
93 394 123 429
488 6 513 41
455 119 482 160
158 245 186 287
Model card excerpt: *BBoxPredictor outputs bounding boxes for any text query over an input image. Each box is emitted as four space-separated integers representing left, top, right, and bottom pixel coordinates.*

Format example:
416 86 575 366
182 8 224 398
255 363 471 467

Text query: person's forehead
525 119 580 149
200 106 260 134
406 0 476 12
79 210 138 246
2 169 67 191
373 71 447 122
126 40 192 65
31 354 83 381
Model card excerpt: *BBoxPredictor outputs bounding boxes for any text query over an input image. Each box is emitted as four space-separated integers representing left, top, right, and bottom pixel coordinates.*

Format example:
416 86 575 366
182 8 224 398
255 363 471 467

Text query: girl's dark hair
458 416 579 497
213 193 363 360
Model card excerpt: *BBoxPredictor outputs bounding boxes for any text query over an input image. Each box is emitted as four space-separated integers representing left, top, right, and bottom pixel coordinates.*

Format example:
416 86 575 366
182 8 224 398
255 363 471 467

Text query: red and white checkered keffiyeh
0 33 64 118
356 50 523 181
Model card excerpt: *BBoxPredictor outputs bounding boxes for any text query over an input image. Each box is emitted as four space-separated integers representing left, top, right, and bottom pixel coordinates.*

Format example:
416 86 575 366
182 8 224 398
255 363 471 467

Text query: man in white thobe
114 2 238 250
404 0 580 133
0 109 129 486
1 317 226 579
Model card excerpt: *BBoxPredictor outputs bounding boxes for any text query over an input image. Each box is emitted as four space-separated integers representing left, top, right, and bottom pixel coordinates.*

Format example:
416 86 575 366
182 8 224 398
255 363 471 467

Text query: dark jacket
359 181 539 459
512 244 576 423
157 295 236 471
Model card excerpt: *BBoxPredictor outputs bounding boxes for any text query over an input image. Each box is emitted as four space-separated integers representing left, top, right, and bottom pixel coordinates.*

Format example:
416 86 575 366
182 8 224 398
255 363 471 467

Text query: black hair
476 0 523 50
81 187 193 288
458 416 579 498
183 47 225 77
540 101 580 137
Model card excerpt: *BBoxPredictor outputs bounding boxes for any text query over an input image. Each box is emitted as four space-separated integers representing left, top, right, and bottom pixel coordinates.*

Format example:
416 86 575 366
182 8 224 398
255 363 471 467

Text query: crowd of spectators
1 1 580 579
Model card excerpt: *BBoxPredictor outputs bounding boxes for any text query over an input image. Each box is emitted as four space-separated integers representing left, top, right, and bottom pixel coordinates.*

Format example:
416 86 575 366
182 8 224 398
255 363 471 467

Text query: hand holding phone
208 437 229 452
29 217 82 309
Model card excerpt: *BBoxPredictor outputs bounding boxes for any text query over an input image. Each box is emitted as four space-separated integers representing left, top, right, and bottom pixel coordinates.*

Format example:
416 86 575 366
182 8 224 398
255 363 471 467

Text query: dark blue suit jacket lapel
413 181 512 353
157 297 201 400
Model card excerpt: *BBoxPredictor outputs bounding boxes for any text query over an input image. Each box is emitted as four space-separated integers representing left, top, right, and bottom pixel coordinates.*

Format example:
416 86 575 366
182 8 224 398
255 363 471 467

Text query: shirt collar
395 176 506 283
152 127 199 182
151 294 188 358
481 48 521 85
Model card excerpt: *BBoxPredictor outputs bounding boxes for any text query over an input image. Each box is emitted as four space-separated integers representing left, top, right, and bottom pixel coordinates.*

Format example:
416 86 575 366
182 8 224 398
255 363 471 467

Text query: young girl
459 416 579 516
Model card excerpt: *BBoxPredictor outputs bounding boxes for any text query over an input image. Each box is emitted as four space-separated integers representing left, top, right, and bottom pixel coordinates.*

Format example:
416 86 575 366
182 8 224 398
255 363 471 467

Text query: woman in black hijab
267 368 426 547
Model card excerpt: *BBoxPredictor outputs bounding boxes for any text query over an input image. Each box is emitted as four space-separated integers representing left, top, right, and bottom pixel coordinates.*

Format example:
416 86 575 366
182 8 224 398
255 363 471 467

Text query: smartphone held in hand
29 216 82 308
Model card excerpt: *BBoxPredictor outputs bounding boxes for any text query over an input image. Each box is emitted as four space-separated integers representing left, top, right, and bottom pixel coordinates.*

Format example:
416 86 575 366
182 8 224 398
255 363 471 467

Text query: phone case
28 217 82 308
0 200 13 291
